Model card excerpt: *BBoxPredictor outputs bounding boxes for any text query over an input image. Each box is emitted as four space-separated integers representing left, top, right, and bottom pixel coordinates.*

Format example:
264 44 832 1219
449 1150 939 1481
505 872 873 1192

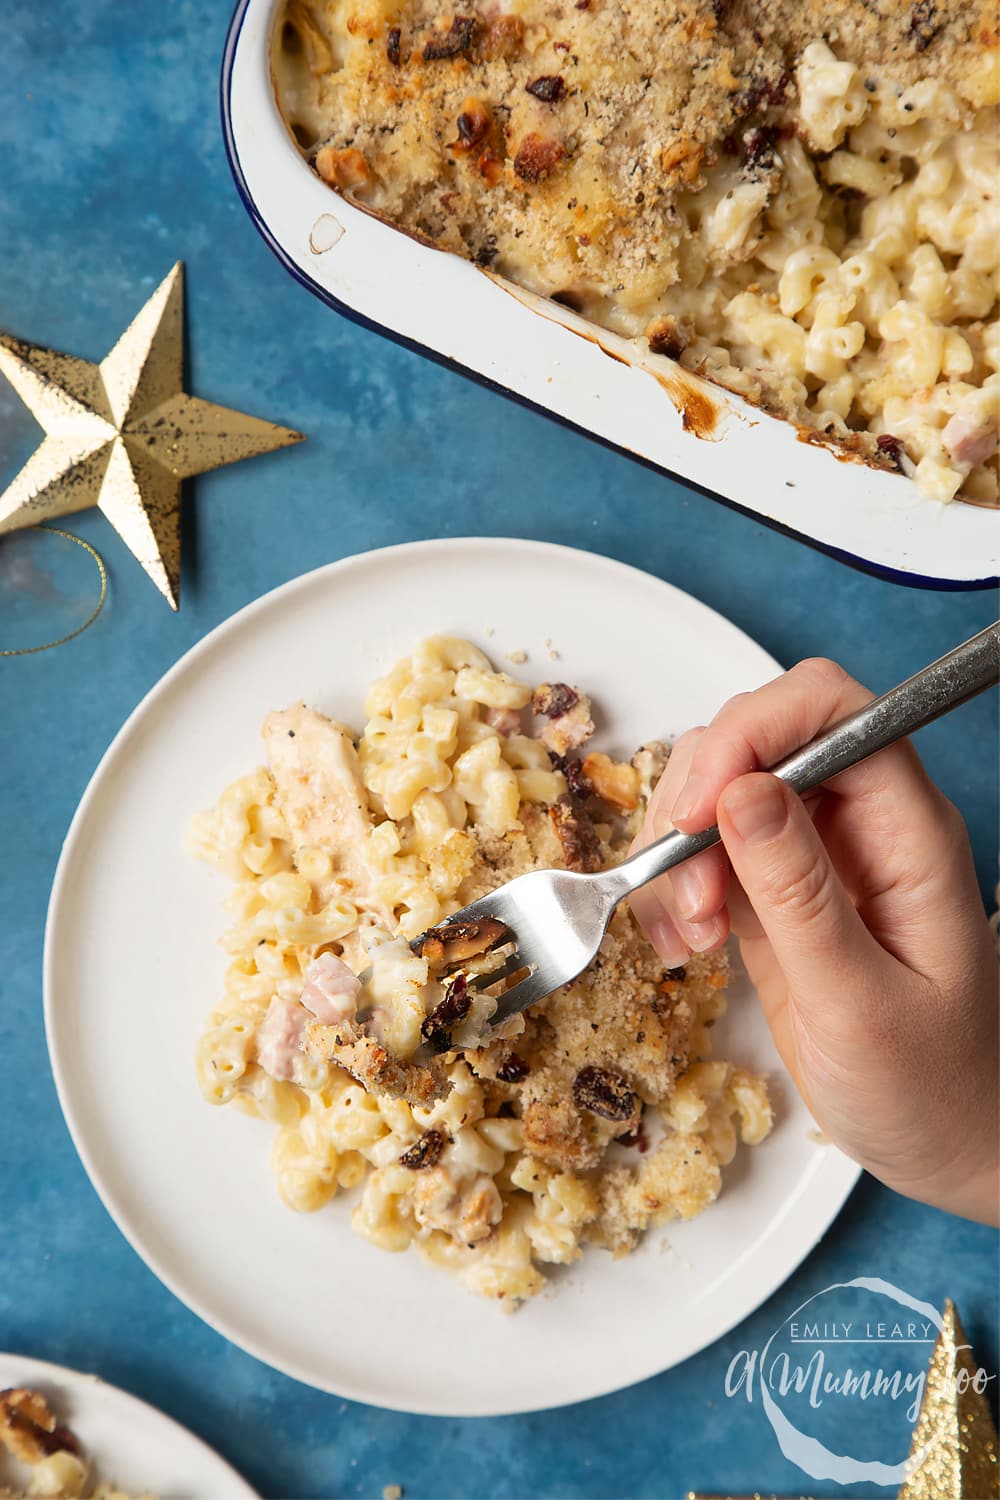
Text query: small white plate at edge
45 538 861 1417
0 1353 256 1498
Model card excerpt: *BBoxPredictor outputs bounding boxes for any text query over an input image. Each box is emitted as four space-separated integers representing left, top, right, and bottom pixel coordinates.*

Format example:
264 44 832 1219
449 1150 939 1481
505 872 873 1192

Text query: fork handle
607 621 1000 899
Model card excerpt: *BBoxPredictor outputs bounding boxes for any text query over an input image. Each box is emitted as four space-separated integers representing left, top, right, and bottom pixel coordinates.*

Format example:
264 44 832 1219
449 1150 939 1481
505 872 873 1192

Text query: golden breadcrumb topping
274 0 1000 503
274 0 994 300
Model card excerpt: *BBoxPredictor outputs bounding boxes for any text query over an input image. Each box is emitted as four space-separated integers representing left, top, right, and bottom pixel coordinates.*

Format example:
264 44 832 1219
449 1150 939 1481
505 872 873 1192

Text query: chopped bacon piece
532 682 594 755
549 795 603 872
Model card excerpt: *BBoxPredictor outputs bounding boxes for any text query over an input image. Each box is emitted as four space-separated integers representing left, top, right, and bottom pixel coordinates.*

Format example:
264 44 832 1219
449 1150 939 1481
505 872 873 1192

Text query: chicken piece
410 1166 503 1244
263 705 387 916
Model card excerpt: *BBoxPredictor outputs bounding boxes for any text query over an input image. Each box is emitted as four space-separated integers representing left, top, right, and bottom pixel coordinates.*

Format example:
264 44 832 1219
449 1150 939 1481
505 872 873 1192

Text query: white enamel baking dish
222 0 998 588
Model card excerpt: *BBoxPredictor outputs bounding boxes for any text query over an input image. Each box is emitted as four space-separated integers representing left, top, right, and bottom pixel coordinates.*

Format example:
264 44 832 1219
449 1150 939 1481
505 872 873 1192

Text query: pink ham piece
256 996 307 1081
299 950 361 1025
256 954 361 1081
942 412 997 469
484 706 522 736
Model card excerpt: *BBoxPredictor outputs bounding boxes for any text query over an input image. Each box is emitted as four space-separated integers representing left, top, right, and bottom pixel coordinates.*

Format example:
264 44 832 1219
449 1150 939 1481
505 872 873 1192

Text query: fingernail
669 863 705 921
679 916 726 953
671 774 702 826
648 917 690 969
724 777 788 846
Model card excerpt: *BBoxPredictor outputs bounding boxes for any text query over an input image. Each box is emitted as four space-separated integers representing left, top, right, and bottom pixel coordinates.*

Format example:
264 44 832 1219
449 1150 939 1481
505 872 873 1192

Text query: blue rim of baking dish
220 0 997 592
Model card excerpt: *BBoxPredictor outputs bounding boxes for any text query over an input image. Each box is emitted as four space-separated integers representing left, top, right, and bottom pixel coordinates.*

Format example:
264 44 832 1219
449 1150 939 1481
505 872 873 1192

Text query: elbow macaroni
190 639 773 1303
277 12 998 505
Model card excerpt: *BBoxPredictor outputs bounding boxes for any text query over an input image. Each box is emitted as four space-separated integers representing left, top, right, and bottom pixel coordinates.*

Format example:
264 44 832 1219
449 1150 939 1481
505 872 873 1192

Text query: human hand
629 657 999 1225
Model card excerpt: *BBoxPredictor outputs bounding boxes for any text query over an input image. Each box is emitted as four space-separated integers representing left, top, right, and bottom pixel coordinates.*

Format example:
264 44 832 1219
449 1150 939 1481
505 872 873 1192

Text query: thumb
716 774 878 1005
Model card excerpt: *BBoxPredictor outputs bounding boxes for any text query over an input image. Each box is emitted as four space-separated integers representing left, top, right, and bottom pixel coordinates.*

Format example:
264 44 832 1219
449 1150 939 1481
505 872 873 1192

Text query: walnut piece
315 145 373 192
0 1388 82 1465
581 751 640 811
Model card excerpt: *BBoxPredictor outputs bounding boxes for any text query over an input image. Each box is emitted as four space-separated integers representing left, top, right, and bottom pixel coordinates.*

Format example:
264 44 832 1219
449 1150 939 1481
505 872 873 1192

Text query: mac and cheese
274 2 999 503
191 639 772 1302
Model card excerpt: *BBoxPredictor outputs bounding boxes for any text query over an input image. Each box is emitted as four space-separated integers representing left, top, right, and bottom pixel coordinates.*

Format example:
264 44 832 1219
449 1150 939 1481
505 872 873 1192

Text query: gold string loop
1 526 108 657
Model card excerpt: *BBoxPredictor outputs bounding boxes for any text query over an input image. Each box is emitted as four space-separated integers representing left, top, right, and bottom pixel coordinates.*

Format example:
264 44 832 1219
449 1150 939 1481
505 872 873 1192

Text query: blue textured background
0 3 997 1497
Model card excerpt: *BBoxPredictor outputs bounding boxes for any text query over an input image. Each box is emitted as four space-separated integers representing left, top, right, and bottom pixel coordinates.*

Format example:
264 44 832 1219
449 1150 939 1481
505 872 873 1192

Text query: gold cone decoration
0 263 304 609
898 1300 999 1499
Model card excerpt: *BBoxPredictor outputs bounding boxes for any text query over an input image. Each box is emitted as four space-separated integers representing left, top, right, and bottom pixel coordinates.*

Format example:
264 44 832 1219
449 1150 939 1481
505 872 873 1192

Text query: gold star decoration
0 262 304 609
898 1300 999 1499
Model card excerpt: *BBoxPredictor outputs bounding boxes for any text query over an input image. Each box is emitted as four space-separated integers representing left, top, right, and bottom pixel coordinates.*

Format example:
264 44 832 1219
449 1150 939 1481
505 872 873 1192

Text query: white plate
0 1353 255 1498
45 538 860 1416
221 0 998 589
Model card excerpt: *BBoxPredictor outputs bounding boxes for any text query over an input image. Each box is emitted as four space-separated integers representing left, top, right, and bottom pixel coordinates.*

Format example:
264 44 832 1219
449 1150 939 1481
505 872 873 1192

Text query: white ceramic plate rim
0 1353 257 1498
221 0 998 588
44 539 861 1415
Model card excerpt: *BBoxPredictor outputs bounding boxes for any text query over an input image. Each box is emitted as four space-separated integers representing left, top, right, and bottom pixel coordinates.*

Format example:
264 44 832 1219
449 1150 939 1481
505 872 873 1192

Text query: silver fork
402 620 999 1049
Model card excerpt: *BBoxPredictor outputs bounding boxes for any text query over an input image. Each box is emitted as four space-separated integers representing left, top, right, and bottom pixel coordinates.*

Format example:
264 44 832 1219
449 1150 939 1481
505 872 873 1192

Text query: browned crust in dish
275 0 994 285
274 0 1000 504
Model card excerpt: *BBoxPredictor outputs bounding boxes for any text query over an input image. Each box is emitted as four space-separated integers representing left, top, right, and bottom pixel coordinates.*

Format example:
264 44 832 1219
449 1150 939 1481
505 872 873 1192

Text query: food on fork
273 1 999 503
190 636 772 1302
0 1388 151 1500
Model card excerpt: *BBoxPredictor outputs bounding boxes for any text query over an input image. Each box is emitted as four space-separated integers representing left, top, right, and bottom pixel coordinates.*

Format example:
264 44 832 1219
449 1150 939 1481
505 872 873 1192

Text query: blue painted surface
0 4 996 1497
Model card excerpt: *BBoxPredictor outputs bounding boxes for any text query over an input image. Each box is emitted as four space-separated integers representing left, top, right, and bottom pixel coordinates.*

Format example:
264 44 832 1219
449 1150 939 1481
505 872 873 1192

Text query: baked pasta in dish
190 637 771 1303
0 1388 152 1500
273 0 999 504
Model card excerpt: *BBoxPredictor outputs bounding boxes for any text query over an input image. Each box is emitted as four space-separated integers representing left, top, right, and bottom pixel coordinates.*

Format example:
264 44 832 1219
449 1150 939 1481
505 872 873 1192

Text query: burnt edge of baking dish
221 0 998 590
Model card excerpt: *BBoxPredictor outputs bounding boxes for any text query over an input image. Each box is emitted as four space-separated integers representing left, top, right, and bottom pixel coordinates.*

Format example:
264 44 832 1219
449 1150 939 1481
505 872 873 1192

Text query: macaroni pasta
274 2 999 504
190 639 772 1302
